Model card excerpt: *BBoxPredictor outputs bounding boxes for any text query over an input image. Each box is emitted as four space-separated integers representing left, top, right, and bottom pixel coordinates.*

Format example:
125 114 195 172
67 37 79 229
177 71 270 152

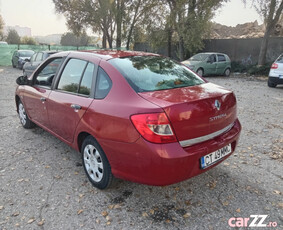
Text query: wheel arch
77 131 92 152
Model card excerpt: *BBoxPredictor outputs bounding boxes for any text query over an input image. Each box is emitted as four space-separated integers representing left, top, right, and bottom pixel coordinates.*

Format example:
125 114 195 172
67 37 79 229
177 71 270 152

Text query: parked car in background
268 53 283 88
23 51 58 77
15 50 241 189
182 52 231 77
0 41 8 46
12 50 35 69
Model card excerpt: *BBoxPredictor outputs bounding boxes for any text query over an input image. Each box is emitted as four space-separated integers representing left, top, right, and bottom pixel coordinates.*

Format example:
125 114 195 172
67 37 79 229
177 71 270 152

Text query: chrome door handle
71 104 81 110
40 97 46 102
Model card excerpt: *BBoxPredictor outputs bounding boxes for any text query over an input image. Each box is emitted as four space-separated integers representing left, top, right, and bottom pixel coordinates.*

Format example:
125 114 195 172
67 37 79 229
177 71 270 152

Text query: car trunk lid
138 82 237 144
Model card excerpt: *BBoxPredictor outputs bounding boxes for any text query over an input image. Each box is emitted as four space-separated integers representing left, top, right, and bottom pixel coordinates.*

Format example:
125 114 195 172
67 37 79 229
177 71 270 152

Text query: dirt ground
0 66 282 230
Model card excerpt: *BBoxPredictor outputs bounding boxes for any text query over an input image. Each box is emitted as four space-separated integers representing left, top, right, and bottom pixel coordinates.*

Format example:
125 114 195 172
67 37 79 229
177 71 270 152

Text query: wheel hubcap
83 144 103 182
19 103 27 125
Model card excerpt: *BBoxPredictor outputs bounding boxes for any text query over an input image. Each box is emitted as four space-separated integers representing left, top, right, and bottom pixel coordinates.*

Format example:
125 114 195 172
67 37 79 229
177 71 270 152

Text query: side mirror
207 59 212 63
16 76 32 85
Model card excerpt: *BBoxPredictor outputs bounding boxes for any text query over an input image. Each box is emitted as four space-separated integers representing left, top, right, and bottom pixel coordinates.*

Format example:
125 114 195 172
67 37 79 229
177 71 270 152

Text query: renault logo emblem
215 100 221 110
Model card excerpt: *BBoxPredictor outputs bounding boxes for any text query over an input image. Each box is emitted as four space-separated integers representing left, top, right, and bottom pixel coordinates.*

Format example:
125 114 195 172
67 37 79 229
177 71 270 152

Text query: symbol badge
215 100 221 111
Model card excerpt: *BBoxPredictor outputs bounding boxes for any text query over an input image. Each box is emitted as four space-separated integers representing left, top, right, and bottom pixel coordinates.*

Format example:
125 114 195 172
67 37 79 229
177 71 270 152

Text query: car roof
80 50 159 60
195 52 227 56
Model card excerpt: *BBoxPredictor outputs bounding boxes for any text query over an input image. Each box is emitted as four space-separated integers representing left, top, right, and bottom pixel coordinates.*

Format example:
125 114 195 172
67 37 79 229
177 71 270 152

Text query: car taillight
130 113 177 144
271 63 278 69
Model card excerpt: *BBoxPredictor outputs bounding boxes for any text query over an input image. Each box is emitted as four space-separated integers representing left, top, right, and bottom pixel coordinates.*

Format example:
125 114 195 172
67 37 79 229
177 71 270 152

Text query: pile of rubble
210 20 283 39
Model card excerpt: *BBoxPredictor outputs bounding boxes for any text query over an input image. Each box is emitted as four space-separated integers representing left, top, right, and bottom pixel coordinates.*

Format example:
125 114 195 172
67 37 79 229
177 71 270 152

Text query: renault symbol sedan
15 50 241 189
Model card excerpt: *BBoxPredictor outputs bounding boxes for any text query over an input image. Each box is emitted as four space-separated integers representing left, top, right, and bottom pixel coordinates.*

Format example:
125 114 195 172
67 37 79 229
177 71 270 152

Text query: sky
0 0 263 37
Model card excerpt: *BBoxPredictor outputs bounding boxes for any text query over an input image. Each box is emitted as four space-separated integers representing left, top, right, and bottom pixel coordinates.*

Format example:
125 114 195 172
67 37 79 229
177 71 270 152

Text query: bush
247 63 272 75
231 61 272 76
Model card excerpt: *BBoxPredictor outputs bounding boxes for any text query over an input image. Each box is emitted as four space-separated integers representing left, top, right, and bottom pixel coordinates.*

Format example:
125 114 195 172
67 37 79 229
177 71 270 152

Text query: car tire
81 136 113 190
224 68 231 77
196 68 204 77
268 79 277 88
18 100 35 129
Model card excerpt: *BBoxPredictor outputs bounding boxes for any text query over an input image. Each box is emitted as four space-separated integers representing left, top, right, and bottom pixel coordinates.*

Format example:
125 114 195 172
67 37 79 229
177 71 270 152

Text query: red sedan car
15 50 241 189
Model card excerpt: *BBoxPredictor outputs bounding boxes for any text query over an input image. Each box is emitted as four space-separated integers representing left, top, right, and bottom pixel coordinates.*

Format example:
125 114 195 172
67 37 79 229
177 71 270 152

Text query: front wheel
18 100 35 129
224 68 231 77
81 136 113 190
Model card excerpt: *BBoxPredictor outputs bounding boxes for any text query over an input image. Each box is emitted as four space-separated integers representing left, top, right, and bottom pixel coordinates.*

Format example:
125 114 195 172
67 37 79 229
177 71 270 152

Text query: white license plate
200 144 232 169
279 75 283 79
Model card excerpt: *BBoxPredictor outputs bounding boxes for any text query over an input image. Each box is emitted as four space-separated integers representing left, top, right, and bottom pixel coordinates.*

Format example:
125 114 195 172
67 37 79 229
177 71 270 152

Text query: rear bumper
268 76 283 85
99 119 241 186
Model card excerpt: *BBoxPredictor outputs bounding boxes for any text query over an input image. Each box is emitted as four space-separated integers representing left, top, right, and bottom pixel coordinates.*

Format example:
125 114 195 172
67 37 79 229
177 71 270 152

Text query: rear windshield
276 54 283 63
109 56 204 92
189 53 209 61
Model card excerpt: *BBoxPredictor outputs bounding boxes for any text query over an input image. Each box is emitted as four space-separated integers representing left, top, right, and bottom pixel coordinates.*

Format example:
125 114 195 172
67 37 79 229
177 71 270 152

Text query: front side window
109 56 204 93
34 58 62 87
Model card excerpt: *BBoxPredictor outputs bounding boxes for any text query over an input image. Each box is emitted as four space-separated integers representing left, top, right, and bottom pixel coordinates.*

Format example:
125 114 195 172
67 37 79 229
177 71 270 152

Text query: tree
6 29 21 44
246 0 283 65
0 15 4 40
60 32 90 46
165 0 228 60
53 0 157 49
21 36 37 45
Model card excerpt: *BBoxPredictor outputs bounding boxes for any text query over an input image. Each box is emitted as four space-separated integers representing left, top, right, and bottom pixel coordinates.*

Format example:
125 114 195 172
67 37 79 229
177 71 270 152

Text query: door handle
71 104 81 110
40 97 46 102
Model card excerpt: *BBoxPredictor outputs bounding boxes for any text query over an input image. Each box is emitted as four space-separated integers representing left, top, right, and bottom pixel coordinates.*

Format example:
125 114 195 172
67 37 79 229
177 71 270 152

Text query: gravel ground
0 66 282 230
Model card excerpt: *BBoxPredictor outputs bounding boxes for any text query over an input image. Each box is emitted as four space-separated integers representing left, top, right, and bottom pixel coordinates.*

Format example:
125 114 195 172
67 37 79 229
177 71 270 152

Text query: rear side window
57 58 94 96
109 56 204 93
95 67 112 99
79 63 95 96
217 54 226 62
57 59 87 93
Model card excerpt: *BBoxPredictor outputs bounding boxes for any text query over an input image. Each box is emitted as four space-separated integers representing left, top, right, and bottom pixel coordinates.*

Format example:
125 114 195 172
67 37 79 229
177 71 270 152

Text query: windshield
189 53 209 61
19 51 34 57
109 56 205 92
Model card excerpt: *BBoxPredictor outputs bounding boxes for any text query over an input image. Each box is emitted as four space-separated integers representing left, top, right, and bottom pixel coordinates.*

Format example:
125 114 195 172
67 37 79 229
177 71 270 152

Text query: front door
206 54 217 74
24 57 63 128
48 58 96 143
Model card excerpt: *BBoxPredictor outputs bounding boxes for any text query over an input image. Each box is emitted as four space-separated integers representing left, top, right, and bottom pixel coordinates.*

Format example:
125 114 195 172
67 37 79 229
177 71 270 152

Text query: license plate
279 75 283 79
200 144 232 169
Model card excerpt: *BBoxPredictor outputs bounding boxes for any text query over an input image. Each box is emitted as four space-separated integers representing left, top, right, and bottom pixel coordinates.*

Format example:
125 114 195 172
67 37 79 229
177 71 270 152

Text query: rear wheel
196 68 204 77
18 100 35 129
268 79 277 88
81 136 113 189
224 68 231 77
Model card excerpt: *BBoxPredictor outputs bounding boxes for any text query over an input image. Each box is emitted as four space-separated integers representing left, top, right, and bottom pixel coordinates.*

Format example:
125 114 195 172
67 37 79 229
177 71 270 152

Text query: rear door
216 54 227 75
48 58 97 143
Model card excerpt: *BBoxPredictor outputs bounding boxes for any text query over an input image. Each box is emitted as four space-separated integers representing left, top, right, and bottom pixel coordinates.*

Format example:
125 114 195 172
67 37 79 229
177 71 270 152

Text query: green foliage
60 32 90 46
21 36 37 45
247 63 272 75
231 61 272 75
6 29 21 44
